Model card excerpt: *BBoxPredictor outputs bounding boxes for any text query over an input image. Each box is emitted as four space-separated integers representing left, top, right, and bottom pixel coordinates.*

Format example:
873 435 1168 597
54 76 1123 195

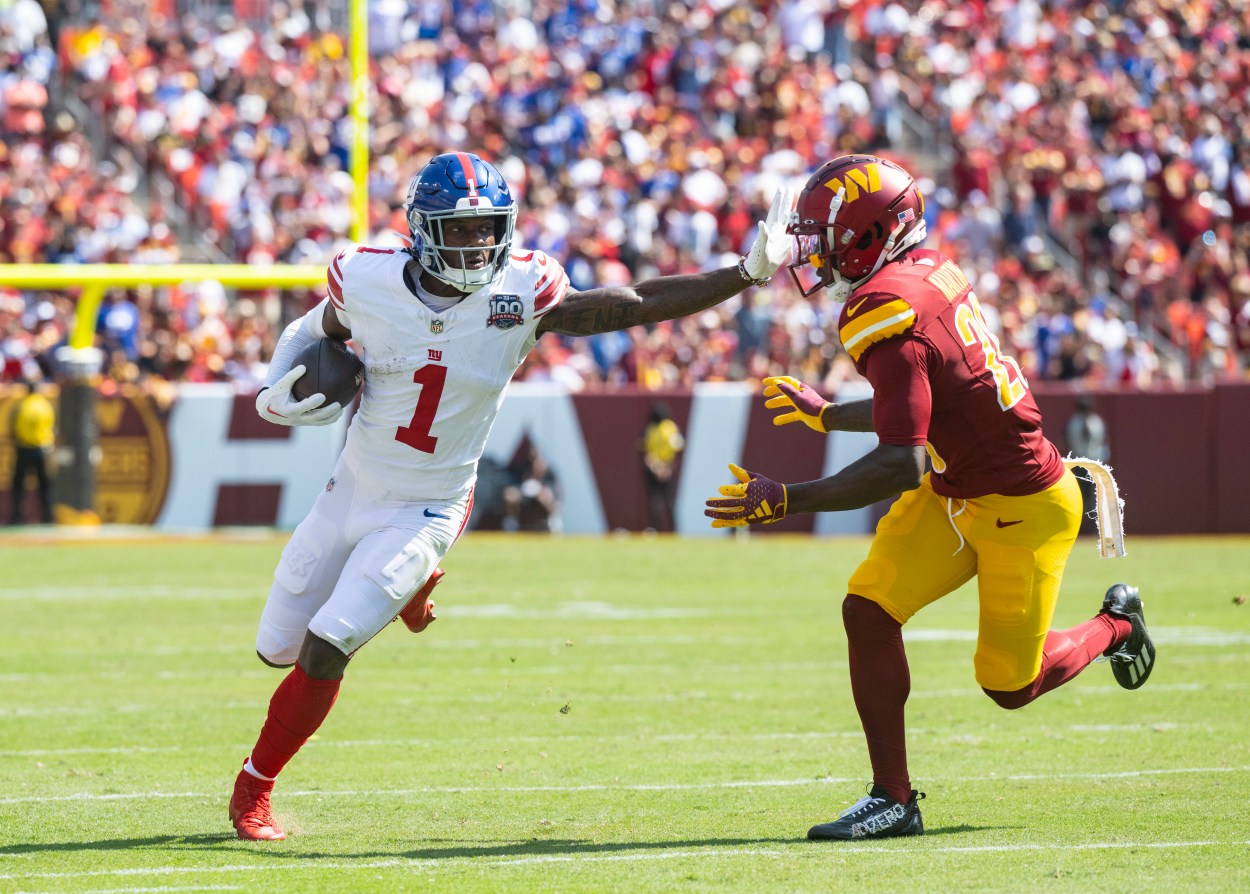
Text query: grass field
0 531 1247 893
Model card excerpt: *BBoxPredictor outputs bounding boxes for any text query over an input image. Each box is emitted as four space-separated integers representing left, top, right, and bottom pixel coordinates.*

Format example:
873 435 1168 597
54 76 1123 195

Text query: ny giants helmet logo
487 294 524 329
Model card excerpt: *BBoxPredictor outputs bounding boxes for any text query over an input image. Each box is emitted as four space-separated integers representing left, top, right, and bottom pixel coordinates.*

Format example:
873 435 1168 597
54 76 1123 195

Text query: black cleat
1100 583 1155 690
807 784 925 840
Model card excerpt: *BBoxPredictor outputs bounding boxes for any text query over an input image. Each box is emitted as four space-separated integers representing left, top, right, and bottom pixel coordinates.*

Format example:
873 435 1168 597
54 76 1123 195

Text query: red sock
249 663 341 780
985 613 1131 709
843 595 911 805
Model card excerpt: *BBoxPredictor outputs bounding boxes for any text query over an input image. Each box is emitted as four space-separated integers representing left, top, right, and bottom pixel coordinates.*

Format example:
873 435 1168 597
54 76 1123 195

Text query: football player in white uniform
232 151 796 839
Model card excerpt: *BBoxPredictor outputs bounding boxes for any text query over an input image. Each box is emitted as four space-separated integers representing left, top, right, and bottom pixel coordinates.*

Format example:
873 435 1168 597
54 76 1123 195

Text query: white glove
741 186 797 283
255 365 344 427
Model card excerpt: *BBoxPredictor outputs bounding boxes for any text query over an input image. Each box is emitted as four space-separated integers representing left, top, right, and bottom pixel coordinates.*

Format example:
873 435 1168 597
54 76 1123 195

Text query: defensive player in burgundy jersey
231 152 796 840
704 155 1154 841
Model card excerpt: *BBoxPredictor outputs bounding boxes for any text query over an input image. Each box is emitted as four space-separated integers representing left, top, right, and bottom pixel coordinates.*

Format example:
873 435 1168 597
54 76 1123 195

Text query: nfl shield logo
431 319 444 334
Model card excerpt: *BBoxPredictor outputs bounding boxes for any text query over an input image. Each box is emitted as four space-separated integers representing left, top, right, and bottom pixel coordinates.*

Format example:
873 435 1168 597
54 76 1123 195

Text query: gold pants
848 470 1083 691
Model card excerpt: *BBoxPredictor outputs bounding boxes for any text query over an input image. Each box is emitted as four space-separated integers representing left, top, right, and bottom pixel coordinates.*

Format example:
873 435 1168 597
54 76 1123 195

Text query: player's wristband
737 257 770 287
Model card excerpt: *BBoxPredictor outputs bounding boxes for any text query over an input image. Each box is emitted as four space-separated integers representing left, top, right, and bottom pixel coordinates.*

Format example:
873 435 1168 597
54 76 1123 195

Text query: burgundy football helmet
787 155 927 299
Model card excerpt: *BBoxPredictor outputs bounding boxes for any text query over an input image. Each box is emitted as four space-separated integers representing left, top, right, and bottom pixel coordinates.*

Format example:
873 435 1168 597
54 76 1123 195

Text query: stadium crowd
2 0 1248 393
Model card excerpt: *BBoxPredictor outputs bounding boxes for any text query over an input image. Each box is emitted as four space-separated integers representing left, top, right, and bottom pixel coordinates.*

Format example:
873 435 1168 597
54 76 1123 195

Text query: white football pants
255 454 472 664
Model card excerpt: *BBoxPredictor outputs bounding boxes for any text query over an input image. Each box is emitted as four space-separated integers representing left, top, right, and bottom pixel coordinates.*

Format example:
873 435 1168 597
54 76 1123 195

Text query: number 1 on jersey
395 364 447 453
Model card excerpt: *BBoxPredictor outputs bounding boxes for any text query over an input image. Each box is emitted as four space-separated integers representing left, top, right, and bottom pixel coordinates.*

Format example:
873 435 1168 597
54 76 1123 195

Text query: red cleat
398 567 444 633
229 763 286 841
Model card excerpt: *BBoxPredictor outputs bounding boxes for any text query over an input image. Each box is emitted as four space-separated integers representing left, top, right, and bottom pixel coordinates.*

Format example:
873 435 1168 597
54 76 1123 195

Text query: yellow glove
704 464 788 528
763 375 831 433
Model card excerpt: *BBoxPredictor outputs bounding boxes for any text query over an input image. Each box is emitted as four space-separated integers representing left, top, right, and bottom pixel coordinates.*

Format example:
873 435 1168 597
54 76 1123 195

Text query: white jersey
325 244 569 500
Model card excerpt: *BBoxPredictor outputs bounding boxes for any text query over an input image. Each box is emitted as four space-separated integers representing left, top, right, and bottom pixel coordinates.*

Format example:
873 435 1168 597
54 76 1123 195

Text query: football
291 338 364 408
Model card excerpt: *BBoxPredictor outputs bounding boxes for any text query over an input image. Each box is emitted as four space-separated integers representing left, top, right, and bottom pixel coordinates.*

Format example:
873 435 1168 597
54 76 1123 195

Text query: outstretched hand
741 186 797 283
763 375 832 433
704 463 788 528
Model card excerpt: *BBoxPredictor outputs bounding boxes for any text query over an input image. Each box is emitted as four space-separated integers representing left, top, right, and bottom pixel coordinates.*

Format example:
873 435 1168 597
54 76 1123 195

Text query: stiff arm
536 266 749 336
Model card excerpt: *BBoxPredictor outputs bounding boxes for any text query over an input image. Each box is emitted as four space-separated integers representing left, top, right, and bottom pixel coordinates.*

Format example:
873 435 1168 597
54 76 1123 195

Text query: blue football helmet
405 152 517 293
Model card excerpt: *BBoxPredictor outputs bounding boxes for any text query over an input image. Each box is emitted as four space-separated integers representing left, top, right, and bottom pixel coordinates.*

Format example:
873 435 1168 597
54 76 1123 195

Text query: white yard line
4 679 1247 719
0 722 1198 758
0 588 254 602
485 839 1250 864
1 766 1246 806
0 745 184 757
5 585 1249 648
1 839 1247 883
95 889 240 894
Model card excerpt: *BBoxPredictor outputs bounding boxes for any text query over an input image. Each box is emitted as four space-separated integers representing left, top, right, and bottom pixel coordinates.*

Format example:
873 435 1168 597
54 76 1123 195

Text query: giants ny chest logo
486 294 524 330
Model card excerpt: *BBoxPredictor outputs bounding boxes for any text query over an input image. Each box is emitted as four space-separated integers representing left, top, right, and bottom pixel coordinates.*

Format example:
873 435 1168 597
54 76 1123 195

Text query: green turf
0 532 1247 893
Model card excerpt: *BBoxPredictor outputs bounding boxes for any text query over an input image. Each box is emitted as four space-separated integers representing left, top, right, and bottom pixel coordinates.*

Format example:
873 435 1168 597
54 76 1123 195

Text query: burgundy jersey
837 248 1064 499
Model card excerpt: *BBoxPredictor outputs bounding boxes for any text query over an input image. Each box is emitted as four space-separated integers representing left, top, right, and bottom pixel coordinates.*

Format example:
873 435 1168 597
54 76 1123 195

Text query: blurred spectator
7 377 54 524
881 0 1248 386
639 401 685 533
502 441 560 533
0 0 48 54
0 0 1245 396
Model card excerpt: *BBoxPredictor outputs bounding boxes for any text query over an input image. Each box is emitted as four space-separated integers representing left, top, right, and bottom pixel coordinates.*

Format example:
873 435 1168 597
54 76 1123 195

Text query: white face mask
411 204 518 293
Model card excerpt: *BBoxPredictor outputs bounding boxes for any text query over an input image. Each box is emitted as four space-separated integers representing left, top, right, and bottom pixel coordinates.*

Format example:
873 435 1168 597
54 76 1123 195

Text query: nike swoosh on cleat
424 508 449 519
995 518 1023 528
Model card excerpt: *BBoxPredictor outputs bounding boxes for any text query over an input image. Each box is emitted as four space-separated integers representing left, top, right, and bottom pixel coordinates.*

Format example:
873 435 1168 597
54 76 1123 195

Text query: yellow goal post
0 265 328 522
0 0 370 520
0 0 371 348
0 265 326 355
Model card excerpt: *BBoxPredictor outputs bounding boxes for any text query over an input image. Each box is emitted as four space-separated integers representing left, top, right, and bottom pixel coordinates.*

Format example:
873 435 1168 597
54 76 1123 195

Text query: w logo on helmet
824 163 882 203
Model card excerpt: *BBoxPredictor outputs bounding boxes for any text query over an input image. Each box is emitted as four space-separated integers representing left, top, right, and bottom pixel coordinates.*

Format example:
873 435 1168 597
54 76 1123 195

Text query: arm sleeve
262 297 332 389
861 337 932 447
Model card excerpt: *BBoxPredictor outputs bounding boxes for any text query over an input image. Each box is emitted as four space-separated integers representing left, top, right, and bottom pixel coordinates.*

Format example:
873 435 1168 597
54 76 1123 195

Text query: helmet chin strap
826 218 927 300
429 263 492 294
823 185 850 300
